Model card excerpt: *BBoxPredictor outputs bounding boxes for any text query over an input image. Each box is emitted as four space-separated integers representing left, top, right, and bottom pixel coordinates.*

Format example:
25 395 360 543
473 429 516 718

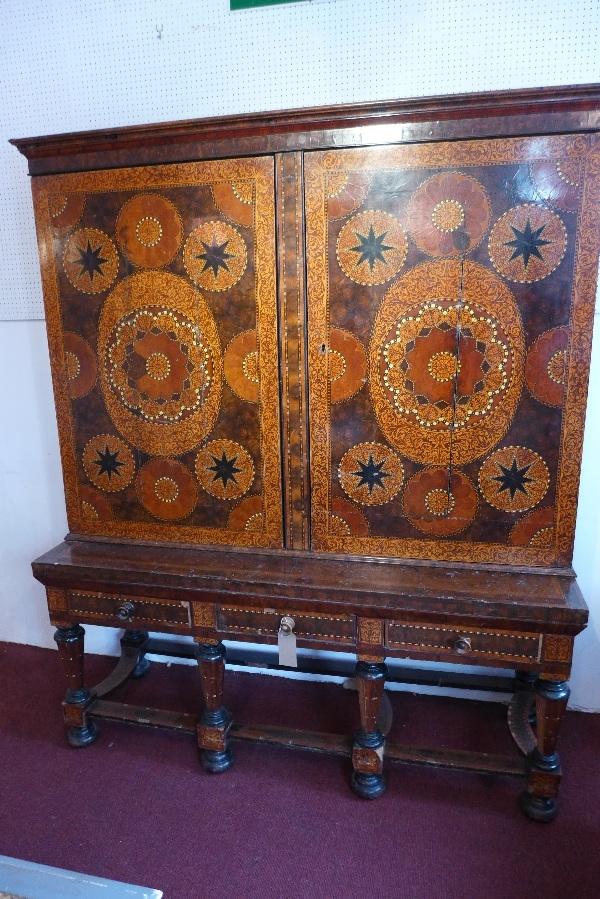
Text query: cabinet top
10 84 600 176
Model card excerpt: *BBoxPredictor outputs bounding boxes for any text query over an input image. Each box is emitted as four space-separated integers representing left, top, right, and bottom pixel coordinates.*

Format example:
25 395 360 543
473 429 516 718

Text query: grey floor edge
0 855 162 899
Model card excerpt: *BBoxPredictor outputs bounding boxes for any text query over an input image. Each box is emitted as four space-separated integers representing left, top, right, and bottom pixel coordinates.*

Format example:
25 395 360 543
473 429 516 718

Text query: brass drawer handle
453 636 472 655
116 601 135 621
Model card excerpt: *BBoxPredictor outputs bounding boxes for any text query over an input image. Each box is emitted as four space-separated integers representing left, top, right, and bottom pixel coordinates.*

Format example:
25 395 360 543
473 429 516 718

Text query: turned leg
196 641 232 773
54 624 98 748
520 677 570 822
351 658 387 799
121 629 151 678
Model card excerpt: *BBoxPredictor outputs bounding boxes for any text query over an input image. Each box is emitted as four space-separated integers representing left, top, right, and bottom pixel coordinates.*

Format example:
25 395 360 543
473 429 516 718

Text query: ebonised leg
121 629 151 678
196 641 232 774
351 658 387 799
54 624 98 748
520 677 570 822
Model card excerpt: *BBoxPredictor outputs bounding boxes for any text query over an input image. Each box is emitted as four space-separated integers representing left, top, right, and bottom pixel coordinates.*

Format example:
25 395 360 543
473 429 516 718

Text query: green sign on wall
231 0 303 9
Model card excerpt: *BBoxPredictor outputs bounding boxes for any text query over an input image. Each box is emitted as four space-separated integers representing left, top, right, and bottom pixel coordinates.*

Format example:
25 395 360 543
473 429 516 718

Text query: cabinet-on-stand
12 85 600 820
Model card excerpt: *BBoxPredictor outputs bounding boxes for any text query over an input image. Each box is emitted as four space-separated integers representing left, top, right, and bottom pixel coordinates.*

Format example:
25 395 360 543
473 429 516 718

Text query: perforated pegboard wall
2 0 599 319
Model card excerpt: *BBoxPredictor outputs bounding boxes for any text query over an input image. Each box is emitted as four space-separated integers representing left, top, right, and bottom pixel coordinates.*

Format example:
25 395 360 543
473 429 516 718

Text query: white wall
0 0 599 708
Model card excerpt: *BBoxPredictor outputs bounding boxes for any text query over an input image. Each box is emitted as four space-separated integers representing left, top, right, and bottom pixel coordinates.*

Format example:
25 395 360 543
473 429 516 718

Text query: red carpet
0 642 599 899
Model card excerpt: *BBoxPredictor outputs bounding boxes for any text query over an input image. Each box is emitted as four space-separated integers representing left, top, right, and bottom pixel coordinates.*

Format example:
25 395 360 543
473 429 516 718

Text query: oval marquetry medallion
370 260 524 465
98 271 222 457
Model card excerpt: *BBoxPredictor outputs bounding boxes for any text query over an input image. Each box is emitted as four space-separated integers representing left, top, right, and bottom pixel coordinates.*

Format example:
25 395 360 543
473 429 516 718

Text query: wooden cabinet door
305 136 600 566
32 157 282 548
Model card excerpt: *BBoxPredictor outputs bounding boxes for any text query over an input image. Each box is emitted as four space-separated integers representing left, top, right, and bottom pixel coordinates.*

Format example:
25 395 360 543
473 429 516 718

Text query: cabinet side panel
31 157 283 548
555 135 600 564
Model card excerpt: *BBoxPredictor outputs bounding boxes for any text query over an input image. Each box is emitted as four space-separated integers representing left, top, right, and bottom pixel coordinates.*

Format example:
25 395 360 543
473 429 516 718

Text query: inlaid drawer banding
386 621 542 662
67 591 191 627
216 605 356 643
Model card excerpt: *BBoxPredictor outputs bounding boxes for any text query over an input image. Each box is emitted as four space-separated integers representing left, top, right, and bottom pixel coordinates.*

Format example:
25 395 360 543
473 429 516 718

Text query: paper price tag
278 616 297 667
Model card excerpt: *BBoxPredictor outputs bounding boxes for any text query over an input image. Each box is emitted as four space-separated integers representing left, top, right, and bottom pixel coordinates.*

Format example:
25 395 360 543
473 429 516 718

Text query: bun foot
519 791 558 822
351 771 386 800
67 720 98 748
201 748 233 774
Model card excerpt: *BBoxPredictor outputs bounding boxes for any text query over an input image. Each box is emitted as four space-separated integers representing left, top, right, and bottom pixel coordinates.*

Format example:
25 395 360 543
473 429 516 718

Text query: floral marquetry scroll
305 135 600 566
32 156 282 548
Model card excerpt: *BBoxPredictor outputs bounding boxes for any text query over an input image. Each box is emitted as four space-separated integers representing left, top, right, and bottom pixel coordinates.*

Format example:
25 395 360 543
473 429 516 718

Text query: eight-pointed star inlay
77 240 108 281
352 454 391 494
93 445 125 479
349 226 394 271
208 451 242 490
196 239 235 278
492 459 533 499
504 219 551 269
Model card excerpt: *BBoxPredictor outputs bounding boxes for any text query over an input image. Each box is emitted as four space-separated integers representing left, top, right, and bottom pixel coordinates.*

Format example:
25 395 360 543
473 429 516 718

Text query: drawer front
67 590 191 628
216 605 355 645
385 621 541 663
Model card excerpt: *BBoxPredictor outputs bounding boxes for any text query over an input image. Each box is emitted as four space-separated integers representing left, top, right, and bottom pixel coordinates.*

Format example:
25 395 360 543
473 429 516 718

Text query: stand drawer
67 590 191 628
385 621 541 663
216 605 355 644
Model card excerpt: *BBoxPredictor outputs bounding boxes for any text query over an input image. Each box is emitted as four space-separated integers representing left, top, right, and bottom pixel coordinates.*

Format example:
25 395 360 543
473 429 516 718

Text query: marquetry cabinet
13 85 600 821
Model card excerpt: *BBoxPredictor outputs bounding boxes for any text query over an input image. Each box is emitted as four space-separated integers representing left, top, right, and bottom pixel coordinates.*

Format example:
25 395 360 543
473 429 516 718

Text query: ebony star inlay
77 240 108 281
504 219 551 268
93 445 125 479
352 454 390 494
208 451 242 489
196 239 235 278
492 459 533 499
350 226 394 271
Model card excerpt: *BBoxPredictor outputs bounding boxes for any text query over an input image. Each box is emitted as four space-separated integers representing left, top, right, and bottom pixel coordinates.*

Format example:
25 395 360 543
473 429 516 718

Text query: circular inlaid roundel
228 494 264 532
407 172 491 257
402 467 478 536
116 194 183 268
478 446 549 513
82 434 135 493
509 506 555 547
338 441 404 506
529 159 582 213
488 204 567 283
137 458 198 521
326 172 370 220
63 332 97 399
211 182 254 228
79 486 112 522
525 327 569 408
183 221 247 291
336 210 408 286
370 260 524 466
49 194 85 235
224 330 259 403
330 496 369 536
195 439 255 501
328 329 367 404
98 271 222 457
63 228 119 294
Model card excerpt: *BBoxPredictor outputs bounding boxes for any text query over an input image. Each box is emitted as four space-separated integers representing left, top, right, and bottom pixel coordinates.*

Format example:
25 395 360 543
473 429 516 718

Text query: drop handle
116 601 135 621
453 636 472 655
